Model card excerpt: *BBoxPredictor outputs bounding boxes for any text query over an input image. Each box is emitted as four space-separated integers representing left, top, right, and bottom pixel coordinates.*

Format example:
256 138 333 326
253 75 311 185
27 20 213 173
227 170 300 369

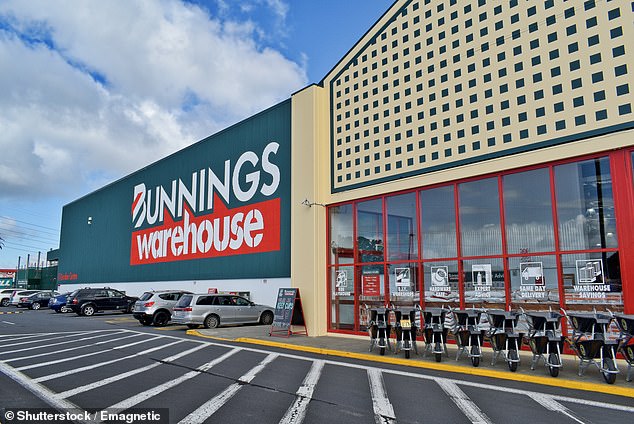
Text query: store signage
519 261 546 299
430 266 450 293
362 273 381 296
472 264 492 299
130 142 281 265
335 270 352 296
394 267 413 297
271 288 306 332
573 259 611 299
58 272 78 281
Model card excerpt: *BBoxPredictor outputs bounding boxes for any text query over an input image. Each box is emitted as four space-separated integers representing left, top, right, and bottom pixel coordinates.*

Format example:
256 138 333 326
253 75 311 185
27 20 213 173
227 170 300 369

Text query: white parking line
0 330 116 348
36 337 182 382
528 393 587 424
179 353 279 424
279 359 325 424
107 348 240 410
0 361 89 422
367 368 396 424
55 343 208 399
0 329 119 338
3 332 138 361
15 335 153 371
436 379 492 424
1 321 15 325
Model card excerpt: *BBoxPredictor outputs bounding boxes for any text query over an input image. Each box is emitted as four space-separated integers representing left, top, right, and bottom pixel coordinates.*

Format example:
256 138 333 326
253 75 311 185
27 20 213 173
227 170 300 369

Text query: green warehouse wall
57 100 291 285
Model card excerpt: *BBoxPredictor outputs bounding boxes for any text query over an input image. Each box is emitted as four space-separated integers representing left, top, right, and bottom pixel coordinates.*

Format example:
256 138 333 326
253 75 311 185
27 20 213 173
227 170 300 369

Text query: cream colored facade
291 0 634 336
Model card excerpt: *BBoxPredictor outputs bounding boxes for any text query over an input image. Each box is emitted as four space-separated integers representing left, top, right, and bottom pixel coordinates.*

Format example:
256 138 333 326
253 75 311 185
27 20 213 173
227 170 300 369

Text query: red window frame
326 148 634 335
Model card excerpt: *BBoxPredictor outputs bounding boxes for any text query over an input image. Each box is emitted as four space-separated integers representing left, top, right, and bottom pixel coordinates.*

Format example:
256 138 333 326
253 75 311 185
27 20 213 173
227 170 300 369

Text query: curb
186 330 634 399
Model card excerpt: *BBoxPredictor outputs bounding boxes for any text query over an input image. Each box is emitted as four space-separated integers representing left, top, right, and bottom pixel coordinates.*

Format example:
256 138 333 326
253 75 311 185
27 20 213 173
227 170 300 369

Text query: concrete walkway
186 324 634 399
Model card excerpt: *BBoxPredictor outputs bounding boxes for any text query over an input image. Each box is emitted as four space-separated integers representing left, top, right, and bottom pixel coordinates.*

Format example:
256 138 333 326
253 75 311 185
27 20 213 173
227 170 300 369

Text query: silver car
132 290 192 326
172 294 274 329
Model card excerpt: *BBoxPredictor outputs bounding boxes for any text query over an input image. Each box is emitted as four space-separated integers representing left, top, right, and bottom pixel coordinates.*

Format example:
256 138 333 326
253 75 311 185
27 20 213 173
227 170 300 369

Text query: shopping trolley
562 309 620 384
450 308 485 367
614 313 634 382
423 307 449 362
523 309 564 377
487 309 523 372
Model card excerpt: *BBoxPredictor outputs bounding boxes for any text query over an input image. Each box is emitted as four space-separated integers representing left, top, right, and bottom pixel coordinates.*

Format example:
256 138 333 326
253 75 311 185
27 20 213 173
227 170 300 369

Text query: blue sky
0 0 393 268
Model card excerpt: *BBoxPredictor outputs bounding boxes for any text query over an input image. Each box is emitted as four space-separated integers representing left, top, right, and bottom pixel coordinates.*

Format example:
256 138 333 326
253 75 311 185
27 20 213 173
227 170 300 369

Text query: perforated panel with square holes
328 0 633 192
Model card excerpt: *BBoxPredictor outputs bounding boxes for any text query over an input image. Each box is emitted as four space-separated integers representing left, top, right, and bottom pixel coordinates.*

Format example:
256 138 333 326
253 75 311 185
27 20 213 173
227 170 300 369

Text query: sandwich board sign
270 288 308 337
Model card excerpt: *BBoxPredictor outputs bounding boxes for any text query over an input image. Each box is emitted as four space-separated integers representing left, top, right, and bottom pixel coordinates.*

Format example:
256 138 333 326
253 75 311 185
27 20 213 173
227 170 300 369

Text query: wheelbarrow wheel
471 345 480 367
548 353 560 377
379 336 386 356
508 349 518 372
434 341 442 362
602 357 617 384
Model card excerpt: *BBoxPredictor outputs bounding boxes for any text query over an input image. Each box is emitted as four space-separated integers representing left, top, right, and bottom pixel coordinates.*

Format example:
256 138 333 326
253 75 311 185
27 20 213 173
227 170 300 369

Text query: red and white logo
130 142 281 265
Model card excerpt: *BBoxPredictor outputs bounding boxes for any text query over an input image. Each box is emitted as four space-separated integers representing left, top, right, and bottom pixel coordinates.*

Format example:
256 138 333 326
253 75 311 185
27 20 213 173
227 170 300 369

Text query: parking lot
1 309 634 424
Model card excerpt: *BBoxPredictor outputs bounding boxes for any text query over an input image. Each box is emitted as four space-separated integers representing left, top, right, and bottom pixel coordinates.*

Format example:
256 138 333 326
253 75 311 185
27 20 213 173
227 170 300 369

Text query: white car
0 289 16 307
9 290 42 306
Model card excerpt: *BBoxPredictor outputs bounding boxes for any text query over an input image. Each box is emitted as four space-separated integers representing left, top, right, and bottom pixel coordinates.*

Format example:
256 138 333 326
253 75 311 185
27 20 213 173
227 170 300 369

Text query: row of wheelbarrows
366 305 634 385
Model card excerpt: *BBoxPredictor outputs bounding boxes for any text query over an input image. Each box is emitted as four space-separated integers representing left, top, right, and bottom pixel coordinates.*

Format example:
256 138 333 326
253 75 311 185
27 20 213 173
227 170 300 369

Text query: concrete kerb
186 329 634 399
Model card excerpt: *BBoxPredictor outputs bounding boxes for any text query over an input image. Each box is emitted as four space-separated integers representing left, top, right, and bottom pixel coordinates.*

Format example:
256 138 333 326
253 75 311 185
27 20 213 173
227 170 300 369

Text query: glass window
420 185 457 258
422 260 459 305
359 264 386 331
503 168 555 253
387 193 418 261
509 255 559 306
329 204 354 264
459 178 502 256
357 199 384 263
555 158 617 250
387 263 420 307
562 252 622 307
331 266 355 330
463 258 505 306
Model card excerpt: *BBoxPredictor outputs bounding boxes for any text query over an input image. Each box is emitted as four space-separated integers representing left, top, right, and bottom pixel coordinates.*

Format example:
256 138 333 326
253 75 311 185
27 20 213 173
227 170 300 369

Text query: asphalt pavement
188 324 634 399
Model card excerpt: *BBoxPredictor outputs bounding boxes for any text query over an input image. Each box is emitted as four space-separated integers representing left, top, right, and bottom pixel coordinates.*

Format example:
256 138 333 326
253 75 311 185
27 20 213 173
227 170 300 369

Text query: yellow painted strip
186 330 634 398
0 311 23 315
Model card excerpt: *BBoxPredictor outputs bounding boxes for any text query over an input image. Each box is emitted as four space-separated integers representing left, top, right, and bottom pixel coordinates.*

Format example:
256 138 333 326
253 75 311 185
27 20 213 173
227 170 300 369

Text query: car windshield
139 292 154 301
175 295 193 308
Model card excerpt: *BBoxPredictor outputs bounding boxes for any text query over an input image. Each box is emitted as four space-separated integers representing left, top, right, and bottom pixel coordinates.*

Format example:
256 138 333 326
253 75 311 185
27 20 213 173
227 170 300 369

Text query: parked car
18 291 59 309
67 288 139 316
48 292 73 313
10 290 42 306
1 288 17 307
133 290 192 326
172 294 274 329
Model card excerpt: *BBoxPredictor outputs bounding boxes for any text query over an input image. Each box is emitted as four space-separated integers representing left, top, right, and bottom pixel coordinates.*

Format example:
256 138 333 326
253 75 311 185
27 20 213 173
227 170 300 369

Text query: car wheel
152 311 170 327
81 304 96 316
259 311 274 325
203 315 219 329
1 299 9 307
31 302 41 310
139 317 152 326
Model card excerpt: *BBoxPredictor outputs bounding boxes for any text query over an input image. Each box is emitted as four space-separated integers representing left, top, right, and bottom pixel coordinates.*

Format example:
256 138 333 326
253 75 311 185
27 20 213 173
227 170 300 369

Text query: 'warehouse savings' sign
130 142 281 265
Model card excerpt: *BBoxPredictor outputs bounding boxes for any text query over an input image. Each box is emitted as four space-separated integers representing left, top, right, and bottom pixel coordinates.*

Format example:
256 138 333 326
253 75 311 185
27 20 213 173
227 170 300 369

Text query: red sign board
362 274 381 296
130 194 281 265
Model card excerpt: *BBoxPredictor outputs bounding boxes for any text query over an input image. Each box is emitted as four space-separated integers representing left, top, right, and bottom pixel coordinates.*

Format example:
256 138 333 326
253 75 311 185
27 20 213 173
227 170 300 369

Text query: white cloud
0 0 307 201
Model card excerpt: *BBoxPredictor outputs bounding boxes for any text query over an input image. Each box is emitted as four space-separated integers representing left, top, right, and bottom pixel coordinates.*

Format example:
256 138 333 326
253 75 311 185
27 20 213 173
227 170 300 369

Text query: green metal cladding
57 100 291 284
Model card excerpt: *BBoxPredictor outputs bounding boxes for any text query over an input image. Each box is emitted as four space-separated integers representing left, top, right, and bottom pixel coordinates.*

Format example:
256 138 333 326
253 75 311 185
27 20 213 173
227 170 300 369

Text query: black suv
67 288 138 316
